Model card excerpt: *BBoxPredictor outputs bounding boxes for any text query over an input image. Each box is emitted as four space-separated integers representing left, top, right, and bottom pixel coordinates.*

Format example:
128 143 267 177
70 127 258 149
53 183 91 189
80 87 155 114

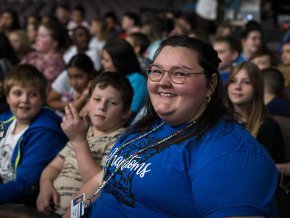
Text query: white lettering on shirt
105 148 152 178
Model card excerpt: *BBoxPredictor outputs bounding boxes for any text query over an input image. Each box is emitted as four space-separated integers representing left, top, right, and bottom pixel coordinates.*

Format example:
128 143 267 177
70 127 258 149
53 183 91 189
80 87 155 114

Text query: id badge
71 193 86 218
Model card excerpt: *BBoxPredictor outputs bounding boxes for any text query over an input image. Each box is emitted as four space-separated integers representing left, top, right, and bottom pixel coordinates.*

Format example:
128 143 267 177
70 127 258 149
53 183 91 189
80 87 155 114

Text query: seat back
273 116 290 162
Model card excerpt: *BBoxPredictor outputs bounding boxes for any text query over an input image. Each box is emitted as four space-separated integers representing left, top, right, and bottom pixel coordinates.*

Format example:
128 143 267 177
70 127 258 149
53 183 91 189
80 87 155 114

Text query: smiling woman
66 36 279 218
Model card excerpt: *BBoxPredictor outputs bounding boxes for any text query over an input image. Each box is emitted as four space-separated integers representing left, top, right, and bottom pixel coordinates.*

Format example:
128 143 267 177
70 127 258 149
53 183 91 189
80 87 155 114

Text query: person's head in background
126 32 150 58
224 62 266 136
55 3 70 26
66 53 96 95
71 25 90 53
140 35 223 128
213 35 241 73
26 22 39 47
141 18 164 43
126 32 151 70
103 11 120 37
240 21 263 60
169 13 193 37
101 38 142 75
121 12 141 34
262 67 285 105
0 32 18 69
250 48 277 70
141 18 165 60
71 5 86 26
0 9 20 35
35 20 69 54
280 41 290 66
90 18 108 41
215 22 232 37
88 72 133 132
4 64 47 125
8 30 32 60
26 14 41 27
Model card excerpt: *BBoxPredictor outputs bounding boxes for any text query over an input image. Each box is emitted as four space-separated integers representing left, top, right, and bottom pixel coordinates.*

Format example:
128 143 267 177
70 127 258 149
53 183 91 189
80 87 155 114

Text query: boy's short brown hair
89 72 133 112
4 64 47 101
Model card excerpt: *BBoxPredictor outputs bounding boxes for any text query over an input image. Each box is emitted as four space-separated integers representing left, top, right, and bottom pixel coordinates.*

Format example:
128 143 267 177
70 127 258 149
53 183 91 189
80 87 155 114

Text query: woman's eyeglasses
146 64 205 84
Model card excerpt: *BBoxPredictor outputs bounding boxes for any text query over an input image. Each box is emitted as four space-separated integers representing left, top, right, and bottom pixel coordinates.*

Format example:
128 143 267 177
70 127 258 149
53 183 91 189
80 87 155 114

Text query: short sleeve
58 142 71 159
51 70 70 94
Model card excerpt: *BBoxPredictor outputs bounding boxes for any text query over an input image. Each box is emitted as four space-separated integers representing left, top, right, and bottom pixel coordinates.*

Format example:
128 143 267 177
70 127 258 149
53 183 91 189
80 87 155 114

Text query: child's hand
61 103 89 143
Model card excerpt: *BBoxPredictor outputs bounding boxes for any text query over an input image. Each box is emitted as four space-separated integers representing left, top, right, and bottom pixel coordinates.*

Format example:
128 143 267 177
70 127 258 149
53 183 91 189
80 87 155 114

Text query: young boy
237 23 263 63
212 35 240 84
36 72 133 216
250 48 277 70
0 64 67 204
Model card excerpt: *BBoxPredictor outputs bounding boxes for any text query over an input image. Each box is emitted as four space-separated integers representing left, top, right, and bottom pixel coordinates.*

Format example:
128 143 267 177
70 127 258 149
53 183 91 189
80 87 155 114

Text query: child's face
227 69 254 107
26 23 37 43
101 50 117 72
90 21 101 35
88 84 129 132
73 28 89 50
213 42 236 71
281 43 290 66
8 32 22 52
242 31 262 55
6 85 43 124
71 10 83 23
67 67 90 93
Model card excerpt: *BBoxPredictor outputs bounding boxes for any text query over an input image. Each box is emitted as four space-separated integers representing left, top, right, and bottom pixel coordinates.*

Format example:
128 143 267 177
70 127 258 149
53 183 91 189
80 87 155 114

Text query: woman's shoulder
189 119 275 174
196 119 268 157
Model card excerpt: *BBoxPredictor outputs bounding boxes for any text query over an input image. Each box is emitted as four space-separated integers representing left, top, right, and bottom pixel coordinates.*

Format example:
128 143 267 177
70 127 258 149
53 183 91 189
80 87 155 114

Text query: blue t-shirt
89 119 278 218
126 72 147 113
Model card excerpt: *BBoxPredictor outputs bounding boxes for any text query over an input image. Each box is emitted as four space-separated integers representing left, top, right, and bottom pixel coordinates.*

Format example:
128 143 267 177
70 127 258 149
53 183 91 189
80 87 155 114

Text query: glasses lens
147 65 163 82
171 67 187 84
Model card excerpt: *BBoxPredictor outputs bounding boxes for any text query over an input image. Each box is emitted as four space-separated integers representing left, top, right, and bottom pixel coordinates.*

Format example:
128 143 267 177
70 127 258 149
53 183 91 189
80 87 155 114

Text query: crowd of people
0 1 290 217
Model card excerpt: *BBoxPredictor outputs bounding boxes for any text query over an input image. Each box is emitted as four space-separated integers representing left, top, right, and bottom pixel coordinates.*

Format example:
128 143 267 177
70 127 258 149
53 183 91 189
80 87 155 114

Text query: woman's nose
159 71 172 86
233 81 242 89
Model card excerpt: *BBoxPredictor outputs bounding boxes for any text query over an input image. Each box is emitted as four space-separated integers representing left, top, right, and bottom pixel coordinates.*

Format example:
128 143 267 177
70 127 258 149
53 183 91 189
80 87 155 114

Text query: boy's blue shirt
0 107 68 204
